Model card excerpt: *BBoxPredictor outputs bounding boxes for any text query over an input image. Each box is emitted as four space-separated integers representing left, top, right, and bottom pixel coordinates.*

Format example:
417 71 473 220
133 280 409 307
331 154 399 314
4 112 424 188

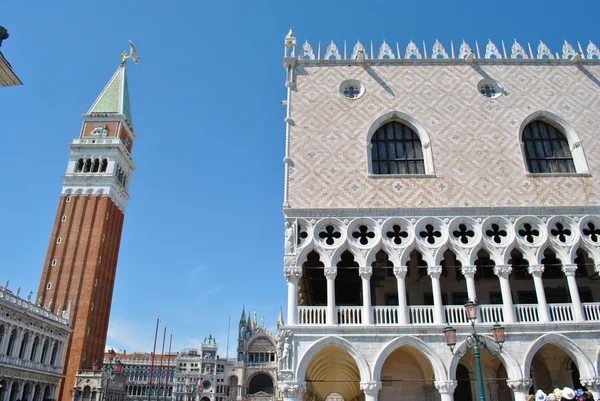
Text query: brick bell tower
37 59 137 401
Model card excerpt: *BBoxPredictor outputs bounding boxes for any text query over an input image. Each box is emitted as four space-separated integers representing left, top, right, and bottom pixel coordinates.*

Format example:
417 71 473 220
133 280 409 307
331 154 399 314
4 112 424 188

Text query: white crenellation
324 41 341 60
562 40 578 59
378 40 395 59
537 40 554 59
511 39 528 59
588 41 600 59
351 40 367 60
405 40 422 59
431 40 448 59
485 39 502 59
300 40 315 60
458 40 472 59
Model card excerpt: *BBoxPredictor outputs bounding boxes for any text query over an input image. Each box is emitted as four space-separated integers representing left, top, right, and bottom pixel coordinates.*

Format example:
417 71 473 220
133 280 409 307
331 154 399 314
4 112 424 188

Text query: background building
0 283 71 401
0 26 22 88
278 31 600 401
36 59 138 401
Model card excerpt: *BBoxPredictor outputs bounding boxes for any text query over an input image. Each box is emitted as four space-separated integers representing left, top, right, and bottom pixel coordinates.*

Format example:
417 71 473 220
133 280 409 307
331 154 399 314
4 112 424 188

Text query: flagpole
148 313 160 401
164 330 173 401
158 323 167 401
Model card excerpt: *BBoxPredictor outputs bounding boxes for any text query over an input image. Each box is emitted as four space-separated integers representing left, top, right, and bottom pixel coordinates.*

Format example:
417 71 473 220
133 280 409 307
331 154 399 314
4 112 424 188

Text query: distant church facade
277 32 600 401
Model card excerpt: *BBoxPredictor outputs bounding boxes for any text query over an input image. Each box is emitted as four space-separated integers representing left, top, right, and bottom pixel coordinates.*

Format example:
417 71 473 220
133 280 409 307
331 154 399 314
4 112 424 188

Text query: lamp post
443 300 506 401
93 349 123 401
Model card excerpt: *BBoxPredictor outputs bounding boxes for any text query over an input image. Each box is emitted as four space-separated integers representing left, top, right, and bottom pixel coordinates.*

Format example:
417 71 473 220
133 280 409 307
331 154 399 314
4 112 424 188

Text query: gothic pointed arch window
370 121 426 175
522 120 575 173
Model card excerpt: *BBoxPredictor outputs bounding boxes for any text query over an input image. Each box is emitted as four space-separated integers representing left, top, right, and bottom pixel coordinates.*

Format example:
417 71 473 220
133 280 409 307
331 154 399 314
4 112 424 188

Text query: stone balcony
0 354 63 376
296 302 600 326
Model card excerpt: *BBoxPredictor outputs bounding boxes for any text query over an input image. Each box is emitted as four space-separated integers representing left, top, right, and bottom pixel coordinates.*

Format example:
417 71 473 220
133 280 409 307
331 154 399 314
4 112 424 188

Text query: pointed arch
518 110 589 174
373 336 447 382
449 335 521 380
366 245 399 267
296 336 371 383
366 111 435 175
522 333 596 378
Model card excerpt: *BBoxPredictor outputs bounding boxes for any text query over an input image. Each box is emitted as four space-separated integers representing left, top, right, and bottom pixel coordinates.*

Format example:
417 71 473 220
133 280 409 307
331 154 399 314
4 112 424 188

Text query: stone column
488 382 499 401
2 379 13 401
528 265 550 323
284 266 302 326
393 266 409 324
580 377 600 400
325 268 337 325
0 323 10 354
461 266 478 302
494 265 516 323
428 266 444 325
278 382 305 401
360 382 381 401
562 264 585 322
434 380 457 401
359 267 373 325
506 378 533 401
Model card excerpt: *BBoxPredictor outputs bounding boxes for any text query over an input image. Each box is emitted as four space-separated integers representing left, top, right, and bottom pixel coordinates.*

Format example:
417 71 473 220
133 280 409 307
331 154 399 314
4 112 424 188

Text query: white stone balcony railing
0 354 63 375
297 303 600 326
245 361 277 368
72 138 133 163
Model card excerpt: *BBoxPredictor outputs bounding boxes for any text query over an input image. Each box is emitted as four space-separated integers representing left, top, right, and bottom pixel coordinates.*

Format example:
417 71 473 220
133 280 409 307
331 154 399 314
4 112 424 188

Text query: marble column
494 265 516 323
428 266 444 325
359 267 373 325
580 377 600 401
324 268 337 325
0 323 10 354
284 267 302 326
434 380 457 401
506 378 533 401
360 382 381 401
393 266 409 324
562 264 585 322
461 266 478 303
528 265 550 323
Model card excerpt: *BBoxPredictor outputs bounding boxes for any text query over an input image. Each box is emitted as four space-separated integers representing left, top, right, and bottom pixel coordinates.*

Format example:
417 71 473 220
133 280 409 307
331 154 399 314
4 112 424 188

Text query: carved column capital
428 266 442 278
393 266 408 279
324 268 337 280
278 382 306 398
359 267 372 278
527 265 545 277
580 377 600 391
494 265 512 279
595 264 600 274
434 380 457 394
360 382 381 396
506 378 533 393
284 255 296 268
461 265 477 277
284 268 302 282
562 264 577 277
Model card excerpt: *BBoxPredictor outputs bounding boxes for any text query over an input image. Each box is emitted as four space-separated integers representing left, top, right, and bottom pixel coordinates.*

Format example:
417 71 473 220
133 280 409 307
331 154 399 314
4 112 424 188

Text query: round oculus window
340 79 365 100
477 79 503 99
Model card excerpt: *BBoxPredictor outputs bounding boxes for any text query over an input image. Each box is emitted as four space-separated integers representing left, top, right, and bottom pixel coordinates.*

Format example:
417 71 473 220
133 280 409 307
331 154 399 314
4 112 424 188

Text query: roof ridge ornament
458 40 471 59
324 41 341 60
537 40 554 59
405 40 422 59
485 39 502 59
431 39 448 59
562 40 577 59
588 41 600 59
121 40 140 65
351 40 367 60
511 39 528 59
300 40 315 60
378 40 395 59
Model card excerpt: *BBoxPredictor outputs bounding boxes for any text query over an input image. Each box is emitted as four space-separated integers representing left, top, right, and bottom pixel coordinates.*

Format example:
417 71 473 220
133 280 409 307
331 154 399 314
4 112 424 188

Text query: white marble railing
298 306 327 325
373 307 399 325
295 303 600 325
515 304 540 323
246 362 277 368
445 305 469 325
583 302 600 321
0 287 69 325
479 305 504 323
409 306 435 324
549 303 574 322
0 354 62 374
337 307 362 325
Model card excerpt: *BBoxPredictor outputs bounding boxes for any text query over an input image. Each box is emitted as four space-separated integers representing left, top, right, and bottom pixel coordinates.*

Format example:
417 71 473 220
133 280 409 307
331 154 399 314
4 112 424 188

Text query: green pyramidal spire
87 62 133 124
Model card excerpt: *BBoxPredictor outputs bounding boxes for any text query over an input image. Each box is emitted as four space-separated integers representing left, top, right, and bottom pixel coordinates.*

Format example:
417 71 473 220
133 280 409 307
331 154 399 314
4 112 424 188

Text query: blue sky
1 0 598 356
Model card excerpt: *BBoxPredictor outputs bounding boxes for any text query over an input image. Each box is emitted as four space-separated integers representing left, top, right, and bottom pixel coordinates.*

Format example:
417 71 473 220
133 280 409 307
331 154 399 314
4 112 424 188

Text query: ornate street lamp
443 301 505 401
97 349 123 401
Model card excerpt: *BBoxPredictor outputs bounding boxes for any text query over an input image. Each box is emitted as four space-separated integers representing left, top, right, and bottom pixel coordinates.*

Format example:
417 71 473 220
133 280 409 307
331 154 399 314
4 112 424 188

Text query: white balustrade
373 307 399 324
337 307 363 325
583 302 600 321
479 305 504 323
298 306 327 325
0 354 62 374
444 305 469 325
409 306 435 324
515 304 540 323
549 303 574 322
